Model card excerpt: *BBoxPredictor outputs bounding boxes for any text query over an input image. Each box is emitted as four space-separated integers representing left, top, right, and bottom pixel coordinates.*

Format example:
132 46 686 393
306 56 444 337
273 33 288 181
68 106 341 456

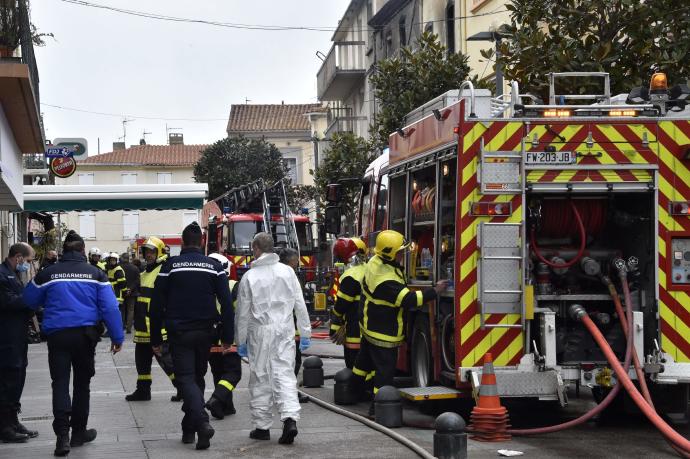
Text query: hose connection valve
569 304 587 321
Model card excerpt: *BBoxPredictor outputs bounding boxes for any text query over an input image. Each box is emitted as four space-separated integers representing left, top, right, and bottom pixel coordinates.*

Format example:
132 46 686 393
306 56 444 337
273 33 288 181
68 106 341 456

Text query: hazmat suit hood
250 252 279 268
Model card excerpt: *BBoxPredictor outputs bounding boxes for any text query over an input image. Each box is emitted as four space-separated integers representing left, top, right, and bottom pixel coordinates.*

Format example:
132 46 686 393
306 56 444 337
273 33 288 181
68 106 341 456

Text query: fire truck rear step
468 368 566 405
399 386 463 401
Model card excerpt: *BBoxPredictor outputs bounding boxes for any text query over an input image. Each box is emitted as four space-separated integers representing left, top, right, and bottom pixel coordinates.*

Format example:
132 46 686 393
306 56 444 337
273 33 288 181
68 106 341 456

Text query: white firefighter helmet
208 252 231 274
105 252 119 262
88 247 102 257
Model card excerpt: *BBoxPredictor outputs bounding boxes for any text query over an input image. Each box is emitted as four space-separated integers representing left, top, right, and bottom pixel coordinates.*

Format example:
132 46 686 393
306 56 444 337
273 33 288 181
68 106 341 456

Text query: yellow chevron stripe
460 313 521 367
595 125 653 164
659 122 690 195
496 331 525 366
485 122 523 151
462 122 489 155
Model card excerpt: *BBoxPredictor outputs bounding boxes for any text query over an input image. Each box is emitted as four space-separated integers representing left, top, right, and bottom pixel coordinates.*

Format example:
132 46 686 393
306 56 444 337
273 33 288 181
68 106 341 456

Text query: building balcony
324 105 369 139
317 41 367 101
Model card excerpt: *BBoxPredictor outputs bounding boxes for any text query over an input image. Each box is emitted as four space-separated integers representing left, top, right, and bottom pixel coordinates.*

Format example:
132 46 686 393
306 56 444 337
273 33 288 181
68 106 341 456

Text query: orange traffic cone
467 353 511 442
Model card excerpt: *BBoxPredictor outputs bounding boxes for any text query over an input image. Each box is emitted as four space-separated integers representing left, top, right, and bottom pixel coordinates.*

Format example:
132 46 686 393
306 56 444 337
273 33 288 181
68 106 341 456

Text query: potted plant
0 0 19 57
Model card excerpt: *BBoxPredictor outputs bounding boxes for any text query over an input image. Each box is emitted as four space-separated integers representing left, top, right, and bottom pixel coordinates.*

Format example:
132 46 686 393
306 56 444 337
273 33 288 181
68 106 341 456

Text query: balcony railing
18 0 40 115
317 41 366 101
324 105 369 139
23 153 47 170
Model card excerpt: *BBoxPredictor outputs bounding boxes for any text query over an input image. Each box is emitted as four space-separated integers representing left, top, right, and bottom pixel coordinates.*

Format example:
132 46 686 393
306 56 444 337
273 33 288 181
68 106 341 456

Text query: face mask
16 261 30 272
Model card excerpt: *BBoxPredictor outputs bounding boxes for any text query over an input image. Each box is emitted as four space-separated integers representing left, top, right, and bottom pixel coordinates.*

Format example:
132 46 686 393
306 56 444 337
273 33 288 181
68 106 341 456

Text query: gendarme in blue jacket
23 251 124 345
149 247 233 346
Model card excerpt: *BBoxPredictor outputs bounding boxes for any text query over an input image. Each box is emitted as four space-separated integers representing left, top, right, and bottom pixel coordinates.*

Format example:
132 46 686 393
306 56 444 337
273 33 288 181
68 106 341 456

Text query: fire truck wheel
411 315 433 388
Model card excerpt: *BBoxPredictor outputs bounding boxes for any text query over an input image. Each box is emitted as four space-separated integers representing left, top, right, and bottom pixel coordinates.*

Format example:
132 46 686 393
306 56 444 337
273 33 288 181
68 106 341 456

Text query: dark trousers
294 345 302 376
169 329 213 431
124 296 136 332
134 342 176 389
0 343 27 412
351 339 397 394
344 347 359 370
47 327 97 435
208 351 241 404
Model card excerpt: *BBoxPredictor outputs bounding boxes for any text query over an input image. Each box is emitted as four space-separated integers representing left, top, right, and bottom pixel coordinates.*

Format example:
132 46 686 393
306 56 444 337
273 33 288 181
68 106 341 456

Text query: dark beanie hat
64 230 84 245
182 221 202 238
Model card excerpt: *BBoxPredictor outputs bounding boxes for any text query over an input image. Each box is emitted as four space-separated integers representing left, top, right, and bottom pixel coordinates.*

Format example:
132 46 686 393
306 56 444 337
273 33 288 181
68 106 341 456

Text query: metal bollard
433 412 467 459
302 356 324 388
333 368 358 405
374 386 402 427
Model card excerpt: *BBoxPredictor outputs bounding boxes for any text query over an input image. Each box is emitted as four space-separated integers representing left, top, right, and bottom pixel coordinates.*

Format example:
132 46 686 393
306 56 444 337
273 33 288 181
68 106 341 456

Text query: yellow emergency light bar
609 110 638 117
543 109 572 117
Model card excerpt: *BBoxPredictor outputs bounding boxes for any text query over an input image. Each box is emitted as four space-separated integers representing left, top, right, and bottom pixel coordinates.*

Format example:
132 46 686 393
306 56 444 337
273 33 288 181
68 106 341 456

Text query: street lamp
467 31 505 97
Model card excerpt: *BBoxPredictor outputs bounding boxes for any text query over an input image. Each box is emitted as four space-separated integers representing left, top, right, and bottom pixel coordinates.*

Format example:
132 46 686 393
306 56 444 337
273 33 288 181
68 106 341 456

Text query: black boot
195 422 214 450
11 408 38 438
181 430 195 444
125 381 151 401
298 392 310 403
205 396 225 420
223 396 236 416
54 434 70 456
70 428 97 447
0 408 28 443
278 418 298 445
249 428 270 440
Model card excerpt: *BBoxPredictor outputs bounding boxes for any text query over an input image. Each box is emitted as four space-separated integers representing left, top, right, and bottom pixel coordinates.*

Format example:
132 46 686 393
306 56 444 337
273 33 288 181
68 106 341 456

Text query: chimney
113 142 126 151
169 133 184 145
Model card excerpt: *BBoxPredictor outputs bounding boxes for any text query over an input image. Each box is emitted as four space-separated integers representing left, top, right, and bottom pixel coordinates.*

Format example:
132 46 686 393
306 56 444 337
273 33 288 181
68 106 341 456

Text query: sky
31 0 350 155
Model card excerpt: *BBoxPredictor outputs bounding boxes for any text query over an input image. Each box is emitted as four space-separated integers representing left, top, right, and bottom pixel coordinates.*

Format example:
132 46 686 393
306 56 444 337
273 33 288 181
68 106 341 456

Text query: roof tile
227 103 324 134
80 144 208 166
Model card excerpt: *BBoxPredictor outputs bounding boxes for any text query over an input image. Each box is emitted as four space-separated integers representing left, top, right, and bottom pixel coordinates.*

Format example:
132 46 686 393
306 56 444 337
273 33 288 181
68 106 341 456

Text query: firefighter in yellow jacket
125 237 179 402
330 237 367 369
350 230 446 414
105 252 127 326
205 253 242 419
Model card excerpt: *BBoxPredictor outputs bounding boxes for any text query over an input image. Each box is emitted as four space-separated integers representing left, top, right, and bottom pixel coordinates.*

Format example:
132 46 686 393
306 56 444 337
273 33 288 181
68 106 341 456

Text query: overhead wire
40 102 228 122
59 0 509 34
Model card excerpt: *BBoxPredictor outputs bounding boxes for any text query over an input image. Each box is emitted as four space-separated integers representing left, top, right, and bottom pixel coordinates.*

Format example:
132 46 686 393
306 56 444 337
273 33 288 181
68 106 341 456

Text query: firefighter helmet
351 237 368 256
141 236 165 258
105 252 119 262
209 252 231 274
333 238 358 262
88 247 101 257
374 230 410 261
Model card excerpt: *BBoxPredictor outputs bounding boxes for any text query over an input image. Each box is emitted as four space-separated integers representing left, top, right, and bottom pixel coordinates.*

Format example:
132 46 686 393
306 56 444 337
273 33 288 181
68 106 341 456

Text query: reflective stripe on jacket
331 264 365 349
107 265 127 303
359 255 436 348
133 258 166 344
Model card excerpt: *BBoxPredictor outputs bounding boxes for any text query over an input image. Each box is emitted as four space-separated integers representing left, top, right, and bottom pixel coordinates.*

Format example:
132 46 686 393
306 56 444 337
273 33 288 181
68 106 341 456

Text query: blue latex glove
299 337 311 353
237 343 248 358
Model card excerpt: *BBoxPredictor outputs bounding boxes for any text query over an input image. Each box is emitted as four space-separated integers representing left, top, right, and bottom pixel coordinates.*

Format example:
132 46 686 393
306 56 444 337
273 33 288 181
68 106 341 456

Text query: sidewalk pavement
1 339 419 459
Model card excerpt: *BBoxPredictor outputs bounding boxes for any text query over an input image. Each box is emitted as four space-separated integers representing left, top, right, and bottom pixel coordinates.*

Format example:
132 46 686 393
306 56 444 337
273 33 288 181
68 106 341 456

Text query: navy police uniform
150 244 233 436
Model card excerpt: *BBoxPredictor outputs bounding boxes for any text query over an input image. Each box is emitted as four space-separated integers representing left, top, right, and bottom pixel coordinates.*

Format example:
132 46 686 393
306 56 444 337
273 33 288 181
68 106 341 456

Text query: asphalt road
2 337 689 458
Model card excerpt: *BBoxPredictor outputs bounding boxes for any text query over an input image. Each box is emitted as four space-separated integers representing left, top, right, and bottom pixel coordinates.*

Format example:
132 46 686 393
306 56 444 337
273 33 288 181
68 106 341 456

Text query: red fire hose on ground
572 303 690 455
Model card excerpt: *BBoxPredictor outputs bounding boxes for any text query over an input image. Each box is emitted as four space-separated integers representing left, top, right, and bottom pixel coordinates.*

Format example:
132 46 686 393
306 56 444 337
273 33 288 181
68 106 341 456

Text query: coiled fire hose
531 200 587 269
571 303 690 455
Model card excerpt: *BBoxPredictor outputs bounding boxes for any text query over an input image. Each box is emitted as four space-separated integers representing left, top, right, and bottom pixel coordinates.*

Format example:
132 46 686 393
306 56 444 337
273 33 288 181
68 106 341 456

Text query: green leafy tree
194 136 289 200
369 31 471 148
312 133 377 234
496 0 690 99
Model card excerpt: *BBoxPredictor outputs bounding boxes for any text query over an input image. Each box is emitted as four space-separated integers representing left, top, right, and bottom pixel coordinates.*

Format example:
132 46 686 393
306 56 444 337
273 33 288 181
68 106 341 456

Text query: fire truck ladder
262 180 301 257
475 137 525 329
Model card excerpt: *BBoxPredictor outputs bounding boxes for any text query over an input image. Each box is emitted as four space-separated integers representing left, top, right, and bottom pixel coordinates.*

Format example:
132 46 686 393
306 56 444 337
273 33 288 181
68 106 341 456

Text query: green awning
23 184 208 212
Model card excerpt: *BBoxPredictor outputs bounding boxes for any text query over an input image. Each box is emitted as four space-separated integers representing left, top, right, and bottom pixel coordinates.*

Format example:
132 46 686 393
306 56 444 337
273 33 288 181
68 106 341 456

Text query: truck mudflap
462 354 567 406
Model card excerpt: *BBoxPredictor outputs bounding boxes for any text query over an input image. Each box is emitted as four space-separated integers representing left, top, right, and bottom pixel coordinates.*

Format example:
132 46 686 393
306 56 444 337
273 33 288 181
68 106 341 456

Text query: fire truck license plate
526 151 576 165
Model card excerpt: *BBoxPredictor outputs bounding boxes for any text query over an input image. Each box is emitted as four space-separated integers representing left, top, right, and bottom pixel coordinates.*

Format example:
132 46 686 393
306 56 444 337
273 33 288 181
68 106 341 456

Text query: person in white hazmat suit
235 232 311 444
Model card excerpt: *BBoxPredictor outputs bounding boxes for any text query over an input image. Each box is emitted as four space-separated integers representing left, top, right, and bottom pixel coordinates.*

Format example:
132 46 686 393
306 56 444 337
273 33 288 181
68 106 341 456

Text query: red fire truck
343 72 690 413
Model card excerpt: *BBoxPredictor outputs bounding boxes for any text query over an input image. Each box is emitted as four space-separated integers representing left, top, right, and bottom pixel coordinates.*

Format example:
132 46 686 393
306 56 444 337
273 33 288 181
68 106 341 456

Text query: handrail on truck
459 80 476 118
